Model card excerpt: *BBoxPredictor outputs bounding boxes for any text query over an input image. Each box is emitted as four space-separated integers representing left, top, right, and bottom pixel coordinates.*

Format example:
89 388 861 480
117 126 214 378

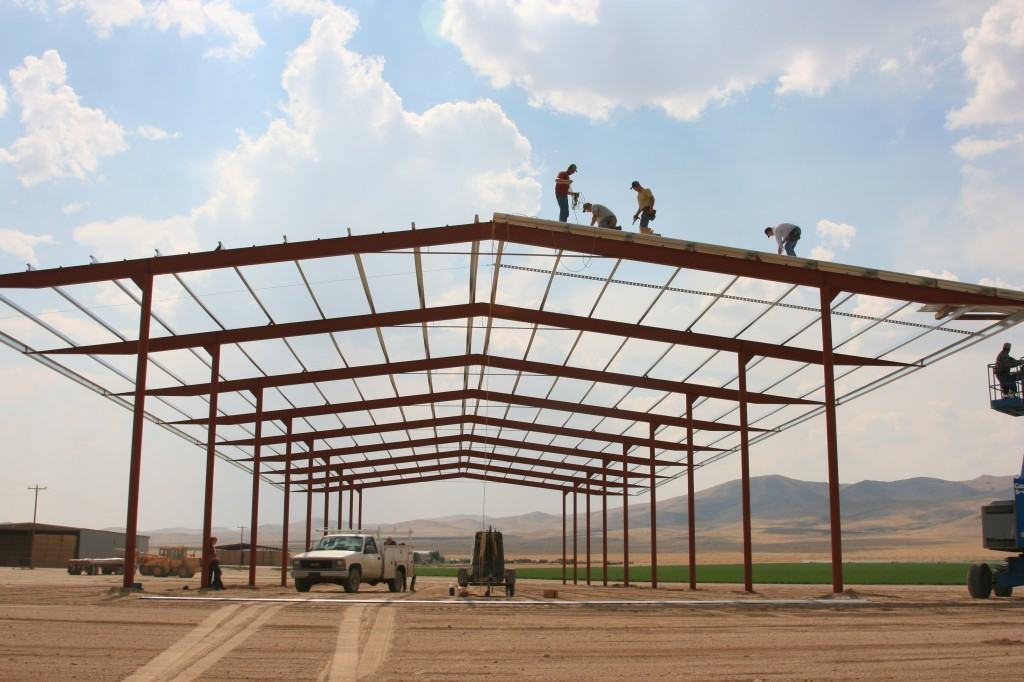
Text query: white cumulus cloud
0 84 7 116
947 0 1024 127
0 50 127 187
0 229 55 265
136 125 181 141
952 133 1024 158
810 219 857 261
56 0 263 59
439 0 987 121
73 4 540 258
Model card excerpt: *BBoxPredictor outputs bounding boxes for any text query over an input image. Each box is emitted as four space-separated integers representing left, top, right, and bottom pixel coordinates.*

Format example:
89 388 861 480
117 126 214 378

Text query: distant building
0 523 150 568
216 542 283 567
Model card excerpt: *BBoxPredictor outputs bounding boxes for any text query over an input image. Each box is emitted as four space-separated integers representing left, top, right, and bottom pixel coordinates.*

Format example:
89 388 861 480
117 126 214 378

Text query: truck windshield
316 536 364 551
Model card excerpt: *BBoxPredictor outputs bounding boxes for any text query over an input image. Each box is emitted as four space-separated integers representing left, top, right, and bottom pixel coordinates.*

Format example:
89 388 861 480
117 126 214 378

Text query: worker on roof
765 223 802 257
995 342 1023 397
630 180 655 234
555 164 579 222
582 203 620 230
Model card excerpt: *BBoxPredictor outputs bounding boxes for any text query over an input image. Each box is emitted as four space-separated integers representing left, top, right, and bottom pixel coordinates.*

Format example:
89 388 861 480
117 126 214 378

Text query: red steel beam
622 442 630 587
738 354 753 593
348 481 353 530
573 484 578 586
561 492 567 585
248 387 263 588
122 273 152 590
315 470 611 496
601 458 608 587
221 414 712 452
305 441 313 551
173 388 758 432
280 418 292 588
274 449 660 481
248 434 681 470
821 287 845 594
298 458 629 491
133 353 815 406
200 344 220 589
649 421 658 590
358 489 363 529
42 301 902 369
2 220 1019 308
585 485 591 586
686 395 697 591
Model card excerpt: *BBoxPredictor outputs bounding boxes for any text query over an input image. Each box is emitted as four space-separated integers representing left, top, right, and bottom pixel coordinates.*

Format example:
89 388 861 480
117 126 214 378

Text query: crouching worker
765 223 801 256
582 203 620 230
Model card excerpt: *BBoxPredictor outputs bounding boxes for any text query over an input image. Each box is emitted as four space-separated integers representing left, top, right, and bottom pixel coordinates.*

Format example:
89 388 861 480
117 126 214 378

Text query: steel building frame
2 213 1023 594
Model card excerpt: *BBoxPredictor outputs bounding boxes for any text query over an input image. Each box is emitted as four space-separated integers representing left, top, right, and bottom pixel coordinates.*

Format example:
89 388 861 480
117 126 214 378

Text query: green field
414 562 976 585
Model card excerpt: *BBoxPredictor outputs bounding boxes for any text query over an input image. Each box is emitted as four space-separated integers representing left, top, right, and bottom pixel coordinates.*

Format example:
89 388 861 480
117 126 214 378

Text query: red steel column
572 483 578 585
358 489 363 529
248 387 264 587
737 353 753 593
122 273 153 589
305 440 313 551
561 491 567 585
348 481 354 529
622 442 630 587
821 287 845 593
280 418 293 587
585 485 591 586
602 458 608 587
200 344 221 589
324 456 332 531
649 421 658 589
337 464 344 529
686 395 697 591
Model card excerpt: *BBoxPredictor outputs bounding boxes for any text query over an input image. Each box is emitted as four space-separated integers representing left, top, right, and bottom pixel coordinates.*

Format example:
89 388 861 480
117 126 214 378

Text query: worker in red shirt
555 163 579 222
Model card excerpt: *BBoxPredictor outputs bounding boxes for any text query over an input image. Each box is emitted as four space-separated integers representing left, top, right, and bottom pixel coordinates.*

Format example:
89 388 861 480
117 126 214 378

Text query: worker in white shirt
764 223 802 256
582 203 620 230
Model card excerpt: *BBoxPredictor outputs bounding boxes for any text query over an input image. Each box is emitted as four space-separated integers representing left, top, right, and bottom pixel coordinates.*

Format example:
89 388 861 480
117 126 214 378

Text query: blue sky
1 1 1022 533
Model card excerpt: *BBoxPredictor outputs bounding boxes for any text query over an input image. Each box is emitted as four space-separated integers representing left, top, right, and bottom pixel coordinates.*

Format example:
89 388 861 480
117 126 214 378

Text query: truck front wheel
295 579 311 593
343 567 361 593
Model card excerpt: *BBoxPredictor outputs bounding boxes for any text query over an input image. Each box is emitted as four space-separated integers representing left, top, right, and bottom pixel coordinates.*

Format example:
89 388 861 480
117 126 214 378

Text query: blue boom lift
966 364 1024 598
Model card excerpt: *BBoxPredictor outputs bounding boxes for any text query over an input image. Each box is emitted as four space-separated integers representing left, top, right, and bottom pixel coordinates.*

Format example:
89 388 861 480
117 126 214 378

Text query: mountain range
135 474 1016 562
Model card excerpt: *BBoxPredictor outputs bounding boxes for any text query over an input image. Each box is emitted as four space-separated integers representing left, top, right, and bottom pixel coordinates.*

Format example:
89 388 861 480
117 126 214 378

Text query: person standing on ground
207 536 224 590
630 180 655 234
765 223 802 256
995 342 1023 396
555 164 579 222
582 202 620 230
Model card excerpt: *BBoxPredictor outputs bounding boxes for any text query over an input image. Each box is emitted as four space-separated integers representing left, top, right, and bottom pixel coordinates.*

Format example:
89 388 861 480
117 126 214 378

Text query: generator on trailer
457 527 516 597
967 365 1024 598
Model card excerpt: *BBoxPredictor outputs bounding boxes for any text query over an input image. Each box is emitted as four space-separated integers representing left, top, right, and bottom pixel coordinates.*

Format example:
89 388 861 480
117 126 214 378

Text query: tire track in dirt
125 603 284 681
320 606 365 682
355 607 396 679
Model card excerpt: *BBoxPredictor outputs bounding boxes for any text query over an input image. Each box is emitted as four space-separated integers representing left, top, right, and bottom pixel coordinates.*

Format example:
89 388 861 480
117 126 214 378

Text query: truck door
362 537 383 580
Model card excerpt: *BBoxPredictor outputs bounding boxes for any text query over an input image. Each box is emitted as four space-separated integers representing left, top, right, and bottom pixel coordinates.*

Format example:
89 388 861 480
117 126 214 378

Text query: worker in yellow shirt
630 180 655 234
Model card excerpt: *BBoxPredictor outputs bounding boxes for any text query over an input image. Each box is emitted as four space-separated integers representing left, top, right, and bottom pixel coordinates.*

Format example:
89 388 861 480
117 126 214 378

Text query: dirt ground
2 567 1023 680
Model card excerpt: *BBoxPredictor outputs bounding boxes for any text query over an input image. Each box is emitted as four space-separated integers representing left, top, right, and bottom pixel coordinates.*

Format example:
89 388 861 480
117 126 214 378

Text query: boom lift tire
150 565 166 578
967 562 993 599
993 567 1013 597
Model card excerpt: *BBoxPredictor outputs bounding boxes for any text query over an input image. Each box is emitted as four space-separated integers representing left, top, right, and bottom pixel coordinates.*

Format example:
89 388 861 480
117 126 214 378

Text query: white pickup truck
290 532 414 593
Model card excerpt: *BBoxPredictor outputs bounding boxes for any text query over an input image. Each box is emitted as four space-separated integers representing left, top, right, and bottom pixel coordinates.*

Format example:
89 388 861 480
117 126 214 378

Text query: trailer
457 528 516 597
68 557 124 575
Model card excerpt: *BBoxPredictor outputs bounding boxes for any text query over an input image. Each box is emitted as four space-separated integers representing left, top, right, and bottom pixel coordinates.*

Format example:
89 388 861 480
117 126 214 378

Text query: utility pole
237 525 246 567
27 485 46 570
